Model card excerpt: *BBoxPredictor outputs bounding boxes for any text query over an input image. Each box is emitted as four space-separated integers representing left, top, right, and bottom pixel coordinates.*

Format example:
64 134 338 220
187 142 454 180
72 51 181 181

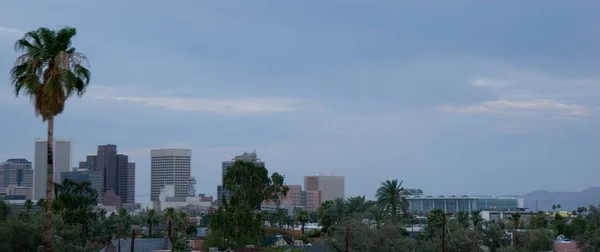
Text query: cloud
439 70 600 119
87 85 305 115
0 26 23 37
441 100 588 118
121 145 246 158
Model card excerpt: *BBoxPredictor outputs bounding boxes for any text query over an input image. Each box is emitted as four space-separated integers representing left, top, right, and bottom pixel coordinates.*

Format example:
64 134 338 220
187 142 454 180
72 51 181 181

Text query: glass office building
406 194 523 214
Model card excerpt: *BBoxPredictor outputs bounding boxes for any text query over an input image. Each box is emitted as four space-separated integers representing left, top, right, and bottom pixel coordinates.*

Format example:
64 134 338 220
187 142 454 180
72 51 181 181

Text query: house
554 240 580 252
263 234 293 247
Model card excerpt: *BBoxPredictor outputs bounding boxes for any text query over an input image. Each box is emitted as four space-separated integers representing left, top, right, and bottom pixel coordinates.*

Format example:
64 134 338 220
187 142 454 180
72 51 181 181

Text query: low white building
158 184 211 211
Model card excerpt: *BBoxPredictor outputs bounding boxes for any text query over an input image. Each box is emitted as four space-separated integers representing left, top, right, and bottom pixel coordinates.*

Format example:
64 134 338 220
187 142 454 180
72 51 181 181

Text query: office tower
61 169 102 200
1 158 34 188
33 138 72 200
150 149 191 201
303 174 345 212
90 145 133 205
217 151 264 205
121 162 135 204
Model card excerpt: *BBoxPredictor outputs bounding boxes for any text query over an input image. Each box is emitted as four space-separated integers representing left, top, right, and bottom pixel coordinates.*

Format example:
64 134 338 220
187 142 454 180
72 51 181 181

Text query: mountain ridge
521 187 600 211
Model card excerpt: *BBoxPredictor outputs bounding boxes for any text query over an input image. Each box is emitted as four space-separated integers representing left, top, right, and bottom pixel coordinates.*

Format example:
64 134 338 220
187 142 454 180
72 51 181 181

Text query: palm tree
146 209 159 237
470 210 483 230
178 211 189 251
24 199 33 213
552 204 557 212
368 205 385 229
163 208 177 252
36 198 46 213
457 211 470 228
295 209 310 235
346 195 371 216
509 213 521 229
375 179 409 222
10 26 91 252
117 208 129 252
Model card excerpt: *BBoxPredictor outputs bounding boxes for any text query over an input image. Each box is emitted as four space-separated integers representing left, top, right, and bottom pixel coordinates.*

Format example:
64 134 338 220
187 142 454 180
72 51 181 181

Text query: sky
1 0 600 202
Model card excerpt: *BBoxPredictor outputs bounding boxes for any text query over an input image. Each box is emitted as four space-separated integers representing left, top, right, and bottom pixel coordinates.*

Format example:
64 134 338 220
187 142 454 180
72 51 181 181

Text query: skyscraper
86 145 134 205
217 151 264 205
1 158 33 188
304 174 345 212
34 138 72 200
150 149 191 202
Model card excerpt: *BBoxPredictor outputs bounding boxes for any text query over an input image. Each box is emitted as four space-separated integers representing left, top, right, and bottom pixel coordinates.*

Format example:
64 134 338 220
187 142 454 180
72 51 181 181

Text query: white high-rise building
34 138 72 200
150 149 191 202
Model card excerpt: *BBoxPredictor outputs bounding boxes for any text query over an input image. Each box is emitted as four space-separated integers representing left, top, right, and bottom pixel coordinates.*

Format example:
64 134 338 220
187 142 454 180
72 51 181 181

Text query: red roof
554 241 580 252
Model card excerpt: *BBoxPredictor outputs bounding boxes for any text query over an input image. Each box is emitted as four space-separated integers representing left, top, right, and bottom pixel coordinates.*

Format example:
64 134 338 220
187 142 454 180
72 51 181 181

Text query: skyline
1 1 600 201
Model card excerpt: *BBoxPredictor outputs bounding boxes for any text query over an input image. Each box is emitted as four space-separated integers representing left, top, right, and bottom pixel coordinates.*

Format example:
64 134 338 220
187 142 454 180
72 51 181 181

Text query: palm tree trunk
117 218 121 252
149 223 153 237
181 223 186 251
130 229 135 252
43 116 54 252
169 221 175 252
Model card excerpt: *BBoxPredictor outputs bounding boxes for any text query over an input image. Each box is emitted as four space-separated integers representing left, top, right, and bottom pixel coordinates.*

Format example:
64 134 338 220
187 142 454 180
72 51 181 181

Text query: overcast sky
1 0 599 202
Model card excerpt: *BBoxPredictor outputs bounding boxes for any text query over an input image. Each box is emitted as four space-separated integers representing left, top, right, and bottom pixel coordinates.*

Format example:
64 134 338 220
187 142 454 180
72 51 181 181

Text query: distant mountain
522 187 600 212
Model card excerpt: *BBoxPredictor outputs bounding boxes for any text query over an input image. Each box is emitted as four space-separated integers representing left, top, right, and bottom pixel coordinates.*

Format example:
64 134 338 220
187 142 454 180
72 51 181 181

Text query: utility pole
442 214 446 252
345 227 353 252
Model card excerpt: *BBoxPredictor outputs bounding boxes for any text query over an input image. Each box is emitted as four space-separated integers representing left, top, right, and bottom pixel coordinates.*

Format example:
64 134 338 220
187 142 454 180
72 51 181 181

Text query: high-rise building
33 138 72 200
303 174 345 212
84 145 134 205
61 169 102 200
1 158 33 189
150 149 191 202
122 162 135 204
217 151 264 205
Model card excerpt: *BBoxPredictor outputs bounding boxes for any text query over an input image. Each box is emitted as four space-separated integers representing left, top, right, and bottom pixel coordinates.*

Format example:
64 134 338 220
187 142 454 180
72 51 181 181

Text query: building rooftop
4 158 31 164
406 194 521 199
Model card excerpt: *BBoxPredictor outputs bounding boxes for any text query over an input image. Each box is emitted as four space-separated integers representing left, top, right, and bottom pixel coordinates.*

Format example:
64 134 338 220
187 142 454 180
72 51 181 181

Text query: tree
24 199 33 213
10 26 91 252
146 209 159 237
178 211 189 251
117 208 130 252
324 217 416 252
295 209 310 235
457 211 470 228
529 211 548 229
210 160 287 244
508 213 521 229
164 207 177 252
36 198 46 212
346 195 371 216
375 179 409 222
53 178 99 242
470 210 483 231
552 205 557 212
0 201 10 222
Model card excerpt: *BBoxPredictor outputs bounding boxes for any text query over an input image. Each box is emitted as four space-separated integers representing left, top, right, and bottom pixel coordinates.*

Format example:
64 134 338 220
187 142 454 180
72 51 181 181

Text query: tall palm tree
146 209 159 237
295 209 310 235
24 199 33 213
163 207 177 252
375 179 409 222
117 208 129 252
178 211 189 251
470 210 483 231
10 26 91 252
